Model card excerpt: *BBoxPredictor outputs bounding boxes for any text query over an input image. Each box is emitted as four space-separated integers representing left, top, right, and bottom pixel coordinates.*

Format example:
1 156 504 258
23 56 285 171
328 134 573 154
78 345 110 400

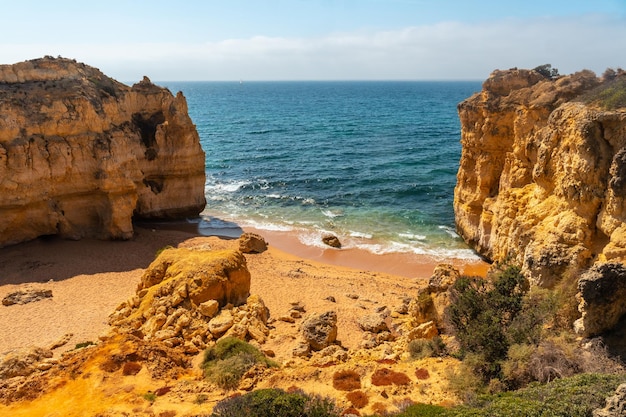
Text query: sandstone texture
109 247 262 351
454 67 626 336
0 57 206 247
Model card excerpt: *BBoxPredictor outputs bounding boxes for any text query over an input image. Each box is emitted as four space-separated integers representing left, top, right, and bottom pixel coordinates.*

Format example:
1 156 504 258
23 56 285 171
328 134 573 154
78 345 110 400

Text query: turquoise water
162 81 482 260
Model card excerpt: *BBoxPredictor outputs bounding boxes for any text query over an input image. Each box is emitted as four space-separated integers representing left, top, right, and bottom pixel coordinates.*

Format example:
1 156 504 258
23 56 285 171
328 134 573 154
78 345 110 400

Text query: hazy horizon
2 0 625 82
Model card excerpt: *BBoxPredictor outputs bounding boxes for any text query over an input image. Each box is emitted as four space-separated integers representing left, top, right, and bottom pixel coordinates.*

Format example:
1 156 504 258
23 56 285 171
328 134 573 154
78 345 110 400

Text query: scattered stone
346 293 359 300
292 342 311 358
301 311 338 351
290 310 302 319
2 288 52 306
278 315 296 323
0 347 53 379
322 234 342 248
238 232 268 253
290 302 306 312
208 310 235 336
49 333 73 350
406 321 438 340
198 300 220 318
326 296 337 303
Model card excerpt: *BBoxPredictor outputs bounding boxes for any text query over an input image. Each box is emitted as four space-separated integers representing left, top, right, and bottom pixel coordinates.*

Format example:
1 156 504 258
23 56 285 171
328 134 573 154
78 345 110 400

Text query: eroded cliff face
0 57 206 247
455 68 626 336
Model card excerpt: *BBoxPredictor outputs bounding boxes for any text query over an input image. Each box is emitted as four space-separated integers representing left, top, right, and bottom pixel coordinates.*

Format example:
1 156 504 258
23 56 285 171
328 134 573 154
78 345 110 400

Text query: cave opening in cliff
132 111 165 160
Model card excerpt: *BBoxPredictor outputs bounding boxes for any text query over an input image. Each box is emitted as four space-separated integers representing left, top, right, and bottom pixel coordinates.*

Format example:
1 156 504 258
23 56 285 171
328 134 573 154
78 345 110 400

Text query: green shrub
449 373 626 417
210 388 340 417
202 337 277 390
395 403 448 416
445 264 528 380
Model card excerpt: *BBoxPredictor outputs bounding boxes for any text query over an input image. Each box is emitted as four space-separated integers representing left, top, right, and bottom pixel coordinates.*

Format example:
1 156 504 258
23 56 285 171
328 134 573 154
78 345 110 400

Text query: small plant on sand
74 341 95 349
202 337 277 390
155 245 173 257
142 391 157 403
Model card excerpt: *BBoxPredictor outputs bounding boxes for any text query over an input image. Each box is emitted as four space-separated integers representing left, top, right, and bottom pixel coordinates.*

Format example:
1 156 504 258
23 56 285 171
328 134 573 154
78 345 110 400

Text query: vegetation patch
345 390 369 409
371 368 411 386
333 369 361 391
202 337 277 390
122 361 142 376
408 336 446 360
580 70 626 109
210 388 339 417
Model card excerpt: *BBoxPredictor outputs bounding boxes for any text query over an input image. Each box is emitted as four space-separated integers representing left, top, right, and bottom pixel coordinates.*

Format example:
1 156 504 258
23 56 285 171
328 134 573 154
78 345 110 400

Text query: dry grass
345 390 368 409
122 361 142 376
371 368 411 386
333 369 362 391
414 368 430 380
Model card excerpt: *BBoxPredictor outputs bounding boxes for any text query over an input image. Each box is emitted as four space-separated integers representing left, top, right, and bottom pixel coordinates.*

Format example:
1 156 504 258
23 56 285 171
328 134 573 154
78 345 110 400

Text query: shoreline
144 219 490 279
0 221 488 355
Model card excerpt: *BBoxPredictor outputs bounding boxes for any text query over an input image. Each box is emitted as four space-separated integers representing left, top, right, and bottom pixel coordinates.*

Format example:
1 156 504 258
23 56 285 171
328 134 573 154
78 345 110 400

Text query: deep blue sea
161 81 482 260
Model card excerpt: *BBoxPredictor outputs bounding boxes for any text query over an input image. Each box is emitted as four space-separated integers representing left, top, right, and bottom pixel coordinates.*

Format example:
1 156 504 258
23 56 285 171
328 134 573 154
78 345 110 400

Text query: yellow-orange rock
455 67 626 288
0 57 205 247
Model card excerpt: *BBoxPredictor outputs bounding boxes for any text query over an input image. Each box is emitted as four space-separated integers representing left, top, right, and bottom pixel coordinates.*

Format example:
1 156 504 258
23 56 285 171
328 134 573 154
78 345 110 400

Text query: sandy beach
0 223 489 357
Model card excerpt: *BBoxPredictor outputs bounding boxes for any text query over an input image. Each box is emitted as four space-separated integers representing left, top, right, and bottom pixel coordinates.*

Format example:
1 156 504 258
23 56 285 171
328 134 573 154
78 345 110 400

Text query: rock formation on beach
0 57 206 247
455 67 626 336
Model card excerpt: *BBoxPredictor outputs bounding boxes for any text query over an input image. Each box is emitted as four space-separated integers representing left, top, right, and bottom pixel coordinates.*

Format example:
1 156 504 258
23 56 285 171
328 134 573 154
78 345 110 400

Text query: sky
1 0 625 81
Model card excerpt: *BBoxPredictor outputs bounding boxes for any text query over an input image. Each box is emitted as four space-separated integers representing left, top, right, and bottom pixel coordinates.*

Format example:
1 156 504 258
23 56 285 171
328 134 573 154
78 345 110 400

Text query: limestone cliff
0 57 206 247
455 68 626 336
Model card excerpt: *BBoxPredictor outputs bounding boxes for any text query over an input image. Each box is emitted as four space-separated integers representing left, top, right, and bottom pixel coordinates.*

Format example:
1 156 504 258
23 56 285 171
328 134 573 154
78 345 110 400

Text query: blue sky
1 0 625 81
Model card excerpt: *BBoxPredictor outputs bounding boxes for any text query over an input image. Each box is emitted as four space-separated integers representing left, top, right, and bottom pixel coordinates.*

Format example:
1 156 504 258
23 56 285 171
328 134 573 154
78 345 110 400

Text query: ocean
161 81 482 261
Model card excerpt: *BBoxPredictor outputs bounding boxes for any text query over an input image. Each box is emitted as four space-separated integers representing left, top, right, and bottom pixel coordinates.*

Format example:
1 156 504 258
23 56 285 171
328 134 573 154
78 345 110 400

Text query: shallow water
162 81 482 261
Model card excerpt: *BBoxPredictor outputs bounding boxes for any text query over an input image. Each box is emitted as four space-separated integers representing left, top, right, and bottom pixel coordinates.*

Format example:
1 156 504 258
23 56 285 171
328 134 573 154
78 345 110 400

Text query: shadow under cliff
0 221 227 285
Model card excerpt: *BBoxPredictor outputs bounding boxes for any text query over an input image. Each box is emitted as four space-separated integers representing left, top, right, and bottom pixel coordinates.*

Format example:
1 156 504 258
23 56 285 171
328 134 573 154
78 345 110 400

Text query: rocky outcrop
0 57 206 247
455 68 626 289
574 263 626 337
109 247 260 352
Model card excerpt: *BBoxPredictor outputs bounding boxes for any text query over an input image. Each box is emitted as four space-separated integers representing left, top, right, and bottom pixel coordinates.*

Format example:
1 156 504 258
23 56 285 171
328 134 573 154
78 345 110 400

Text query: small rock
322 234 342 248
346 293 359 300
325 296 336 303
0 347 54 379
278 315 296 323
208 310 234 336
301 311 338 351
407 321 439 340
2 288 53 306
239 233 268 253
358 314 389 333
292 342 311 358
49 333 73 350
198 300 220 318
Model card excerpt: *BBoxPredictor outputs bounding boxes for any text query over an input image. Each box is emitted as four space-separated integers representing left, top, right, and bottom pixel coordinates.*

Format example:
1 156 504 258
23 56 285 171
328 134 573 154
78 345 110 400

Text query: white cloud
2 15 624 81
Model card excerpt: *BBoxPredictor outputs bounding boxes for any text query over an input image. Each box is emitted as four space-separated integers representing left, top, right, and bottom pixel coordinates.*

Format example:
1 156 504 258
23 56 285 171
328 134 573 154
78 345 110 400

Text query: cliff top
475 65 626 110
